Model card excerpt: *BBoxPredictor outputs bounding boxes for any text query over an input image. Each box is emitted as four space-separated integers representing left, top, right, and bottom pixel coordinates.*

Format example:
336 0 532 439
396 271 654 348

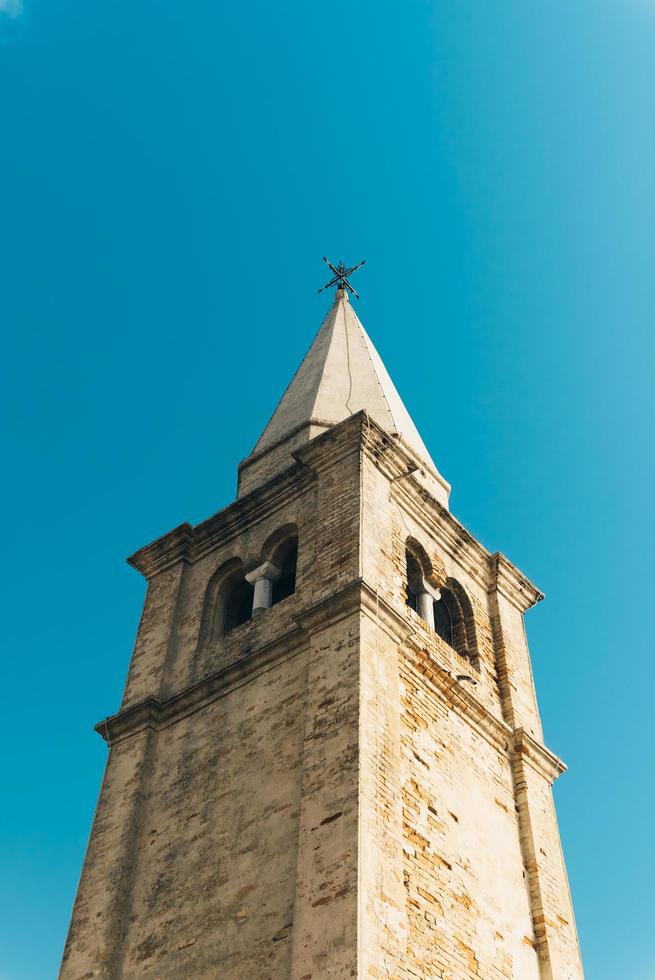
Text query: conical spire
238 288 450 504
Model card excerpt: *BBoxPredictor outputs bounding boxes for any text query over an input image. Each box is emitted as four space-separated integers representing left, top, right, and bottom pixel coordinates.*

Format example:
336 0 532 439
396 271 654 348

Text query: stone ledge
514 727 566 783
98 573 562 785
391 468 543 611
96 624 306 745
127 465 314 580
294 577 413 643
490 552 544 612
127 522 194 578
408 641 565 783
127 412 381 582
99 577 406 745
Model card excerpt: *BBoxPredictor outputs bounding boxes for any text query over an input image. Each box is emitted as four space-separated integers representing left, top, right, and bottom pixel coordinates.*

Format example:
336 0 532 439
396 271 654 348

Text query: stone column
417 588 438 629
246 561 281 616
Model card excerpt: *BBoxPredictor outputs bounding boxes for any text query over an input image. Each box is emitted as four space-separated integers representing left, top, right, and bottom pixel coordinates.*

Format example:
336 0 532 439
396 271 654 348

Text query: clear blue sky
1 1 653 977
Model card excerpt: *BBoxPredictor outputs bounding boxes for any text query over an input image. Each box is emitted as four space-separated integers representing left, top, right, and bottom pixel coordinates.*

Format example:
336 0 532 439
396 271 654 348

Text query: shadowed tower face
61 287 583 980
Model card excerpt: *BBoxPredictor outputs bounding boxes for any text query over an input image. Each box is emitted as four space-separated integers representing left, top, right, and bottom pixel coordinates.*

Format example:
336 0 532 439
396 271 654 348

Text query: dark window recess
272 542 298 606
433 592 455 647
405 551 422 612
406 583 418 612
223 578 254 635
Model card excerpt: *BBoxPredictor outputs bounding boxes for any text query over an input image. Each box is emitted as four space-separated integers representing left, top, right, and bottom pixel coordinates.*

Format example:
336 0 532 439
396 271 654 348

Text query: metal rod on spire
318 257 366 299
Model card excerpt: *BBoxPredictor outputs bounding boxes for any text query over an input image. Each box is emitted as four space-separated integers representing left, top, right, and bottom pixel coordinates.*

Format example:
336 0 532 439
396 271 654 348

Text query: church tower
61 284 583 979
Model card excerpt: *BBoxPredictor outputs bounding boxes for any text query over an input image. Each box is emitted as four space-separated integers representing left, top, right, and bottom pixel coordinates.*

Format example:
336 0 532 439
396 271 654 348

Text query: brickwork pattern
61 413 583 979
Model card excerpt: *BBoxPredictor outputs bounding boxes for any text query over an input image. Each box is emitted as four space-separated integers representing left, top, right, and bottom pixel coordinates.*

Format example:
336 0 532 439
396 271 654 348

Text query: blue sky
1 1 654 977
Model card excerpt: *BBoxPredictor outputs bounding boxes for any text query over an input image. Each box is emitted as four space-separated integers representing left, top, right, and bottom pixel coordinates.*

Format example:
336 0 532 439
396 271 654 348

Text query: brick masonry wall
61 421 366 980
355 433 582 979
397 652 540 979
60 728 156 978
61 649 308 980
61 414 582 979
117 651 308 979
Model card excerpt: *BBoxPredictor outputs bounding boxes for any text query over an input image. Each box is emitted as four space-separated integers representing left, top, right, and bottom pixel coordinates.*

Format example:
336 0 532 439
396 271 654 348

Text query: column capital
245 561 281 584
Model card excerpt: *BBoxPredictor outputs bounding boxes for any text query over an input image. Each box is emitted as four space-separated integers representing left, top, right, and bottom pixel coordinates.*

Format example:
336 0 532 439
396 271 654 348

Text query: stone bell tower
61 285 583 979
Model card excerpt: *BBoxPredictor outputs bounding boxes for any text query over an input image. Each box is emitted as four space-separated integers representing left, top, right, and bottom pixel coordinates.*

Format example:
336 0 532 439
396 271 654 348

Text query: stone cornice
293 577 414 645
355 413 441 484
292 411 368 474
489 552 544 612
237 419 319 474
513 727 566 783
294 411 440 490
97 623 307 745
128 416 370 582
127 523 194 578
98 572 562 784
391 479 491 589
127 463 315 580
392 476 543 611
408 642 565 783
194 464 314 546
101 576 411 745
360 418 422 482
127 409 543 610
237 414 355 477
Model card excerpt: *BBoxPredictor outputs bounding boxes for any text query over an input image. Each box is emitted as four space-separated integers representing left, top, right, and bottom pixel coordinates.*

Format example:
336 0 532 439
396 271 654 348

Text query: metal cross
317 256 366 299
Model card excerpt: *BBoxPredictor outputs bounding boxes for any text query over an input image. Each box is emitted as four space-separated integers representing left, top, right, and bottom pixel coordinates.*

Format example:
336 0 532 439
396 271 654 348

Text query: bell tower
61 285 583 979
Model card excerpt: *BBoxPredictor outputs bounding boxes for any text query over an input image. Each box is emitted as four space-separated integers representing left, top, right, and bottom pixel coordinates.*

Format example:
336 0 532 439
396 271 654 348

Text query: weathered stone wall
60 728 156 978
289 610 361 979
354 429 582 979
358 439 505 724
396 652 540 979
61 647 309 979
61 413 583 979
61 419 366 980
116 650 308 979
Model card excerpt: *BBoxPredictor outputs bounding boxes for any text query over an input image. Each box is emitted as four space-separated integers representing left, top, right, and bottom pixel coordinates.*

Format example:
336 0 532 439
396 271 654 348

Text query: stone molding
127 467 313 580
292 411 369 475
96 624 307 746
96 578 408 747
392 480 491 589
127 522 195 579
513 727 566 783
392 479 543 611
127 412 542 625
489 552 544 612
237 417 335 475
100 569 561 783
127 413 372 582
356 413 449 493
408 641 565 784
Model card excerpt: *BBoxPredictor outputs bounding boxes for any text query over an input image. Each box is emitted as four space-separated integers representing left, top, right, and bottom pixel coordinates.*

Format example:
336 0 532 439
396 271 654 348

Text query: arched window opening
405 550 421 613
432 581 478 662
403 539 479 666
445 578 479 663
223 576 254 636
258 524 299 612
433 590 455 648
272 539 298 607
198 559 253 650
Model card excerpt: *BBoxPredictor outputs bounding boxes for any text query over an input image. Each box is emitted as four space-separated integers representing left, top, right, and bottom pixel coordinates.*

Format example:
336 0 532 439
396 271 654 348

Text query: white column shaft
418 591 435 630
252 576 273 616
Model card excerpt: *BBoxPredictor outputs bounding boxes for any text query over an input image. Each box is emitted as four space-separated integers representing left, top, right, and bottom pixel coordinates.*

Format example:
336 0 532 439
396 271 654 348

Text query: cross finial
317 256 366 299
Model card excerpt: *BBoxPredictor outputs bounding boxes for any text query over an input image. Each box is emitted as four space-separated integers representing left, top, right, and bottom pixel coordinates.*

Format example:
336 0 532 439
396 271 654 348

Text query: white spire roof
256 289 435 459
239 288 449 504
